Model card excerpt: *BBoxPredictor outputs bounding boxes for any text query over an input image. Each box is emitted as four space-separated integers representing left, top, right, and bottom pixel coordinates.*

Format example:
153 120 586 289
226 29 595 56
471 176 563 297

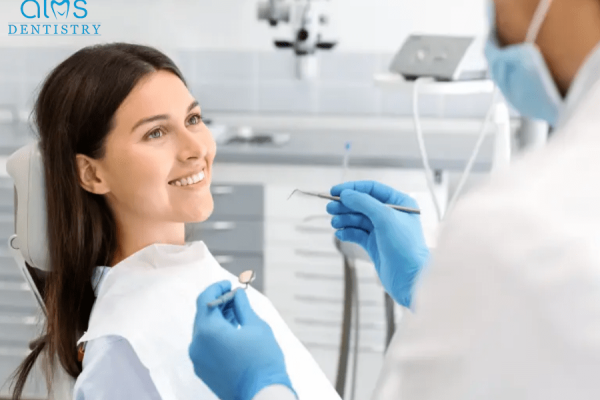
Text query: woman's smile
168 167 209 188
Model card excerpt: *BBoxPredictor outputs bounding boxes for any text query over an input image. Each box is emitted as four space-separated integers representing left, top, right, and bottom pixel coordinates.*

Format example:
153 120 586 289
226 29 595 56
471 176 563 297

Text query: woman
10 43 338 400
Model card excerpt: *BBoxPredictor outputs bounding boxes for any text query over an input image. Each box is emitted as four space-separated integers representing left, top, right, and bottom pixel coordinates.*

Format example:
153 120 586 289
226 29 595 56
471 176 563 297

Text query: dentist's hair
11 43 186 400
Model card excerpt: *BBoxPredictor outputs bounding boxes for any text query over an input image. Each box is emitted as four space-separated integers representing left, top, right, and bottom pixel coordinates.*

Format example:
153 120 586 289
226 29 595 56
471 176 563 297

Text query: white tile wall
258 81 318 114
195 51 258 83
258 52 298 81
0 0 488 53
193 82 257 112
0 46 495 118
318 84 381 115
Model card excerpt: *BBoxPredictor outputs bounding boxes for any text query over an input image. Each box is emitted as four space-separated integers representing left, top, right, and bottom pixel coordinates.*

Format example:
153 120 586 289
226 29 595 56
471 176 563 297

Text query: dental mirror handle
207 288 240 308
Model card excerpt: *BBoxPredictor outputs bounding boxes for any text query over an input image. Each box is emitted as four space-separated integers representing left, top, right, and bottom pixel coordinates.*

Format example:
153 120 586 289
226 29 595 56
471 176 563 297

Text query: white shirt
371 41 600 399
74 336 293 400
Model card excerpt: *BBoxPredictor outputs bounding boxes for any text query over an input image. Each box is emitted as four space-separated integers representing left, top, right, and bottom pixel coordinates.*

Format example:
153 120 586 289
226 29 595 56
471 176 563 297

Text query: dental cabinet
185 183 265 292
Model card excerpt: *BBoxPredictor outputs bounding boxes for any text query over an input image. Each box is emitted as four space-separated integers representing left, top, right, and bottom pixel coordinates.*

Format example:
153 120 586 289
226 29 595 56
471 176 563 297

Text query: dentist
189 0 600 398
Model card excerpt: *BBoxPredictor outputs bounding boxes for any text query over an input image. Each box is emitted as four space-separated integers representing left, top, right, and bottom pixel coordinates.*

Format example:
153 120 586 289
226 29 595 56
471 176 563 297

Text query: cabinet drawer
186 220 263 254
266 246 378 279
0 216 14 241
265 221 337 251
274 301 384 331
0 182 14 214
266 245 378 278
0 255 20 282
273 295 386 326
0 303 39 317
212 254 264 292
293 324 386 352
0 283 37 308
266 272 384 308
266 185 332 219
266 245 342 272
210 184 263 219
0 316 40 345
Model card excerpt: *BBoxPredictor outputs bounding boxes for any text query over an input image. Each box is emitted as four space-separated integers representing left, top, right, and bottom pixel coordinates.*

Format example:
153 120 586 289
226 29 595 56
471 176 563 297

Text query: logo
50 0 69 19
9 0 100 36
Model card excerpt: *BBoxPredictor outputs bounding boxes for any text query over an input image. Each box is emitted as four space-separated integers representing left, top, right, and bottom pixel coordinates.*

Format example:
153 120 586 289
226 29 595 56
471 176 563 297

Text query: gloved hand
189 281 295 400
327 181 430 308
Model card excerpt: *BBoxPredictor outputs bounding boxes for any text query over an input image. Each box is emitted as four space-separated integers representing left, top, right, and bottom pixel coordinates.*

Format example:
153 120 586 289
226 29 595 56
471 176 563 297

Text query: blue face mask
484 0 563 126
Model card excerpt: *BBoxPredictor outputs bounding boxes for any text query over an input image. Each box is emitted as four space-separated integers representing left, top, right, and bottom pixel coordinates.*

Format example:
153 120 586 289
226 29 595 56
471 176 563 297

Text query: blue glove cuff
238 370 296 400
403 251 431 310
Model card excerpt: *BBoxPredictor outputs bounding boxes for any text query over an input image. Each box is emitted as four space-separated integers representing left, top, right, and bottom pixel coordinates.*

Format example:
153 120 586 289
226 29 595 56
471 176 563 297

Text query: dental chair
6 141 75 399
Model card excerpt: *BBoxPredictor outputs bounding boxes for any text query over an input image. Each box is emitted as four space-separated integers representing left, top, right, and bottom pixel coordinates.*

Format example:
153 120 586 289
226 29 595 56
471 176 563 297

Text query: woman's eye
147 129 163 139
188 114 202 125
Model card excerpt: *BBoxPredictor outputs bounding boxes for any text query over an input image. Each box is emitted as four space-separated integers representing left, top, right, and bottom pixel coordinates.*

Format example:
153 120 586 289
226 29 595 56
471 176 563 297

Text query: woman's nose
177 127 209 161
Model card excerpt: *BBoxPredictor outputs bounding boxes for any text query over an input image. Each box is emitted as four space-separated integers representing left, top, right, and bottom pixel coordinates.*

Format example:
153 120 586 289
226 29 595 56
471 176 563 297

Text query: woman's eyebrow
131 100 200 132
188 100 199 112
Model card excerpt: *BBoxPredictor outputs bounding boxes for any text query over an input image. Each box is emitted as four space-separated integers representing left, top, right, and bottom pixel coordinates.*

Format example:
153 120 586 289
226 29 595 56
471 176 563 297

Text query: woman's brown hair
10 43 185 399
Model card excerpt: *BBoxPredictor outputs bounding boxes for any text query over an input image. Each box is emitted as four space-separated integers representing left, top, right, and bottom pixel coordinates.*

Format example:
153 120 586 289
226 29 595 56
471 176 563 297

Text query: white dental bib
78 240 340 400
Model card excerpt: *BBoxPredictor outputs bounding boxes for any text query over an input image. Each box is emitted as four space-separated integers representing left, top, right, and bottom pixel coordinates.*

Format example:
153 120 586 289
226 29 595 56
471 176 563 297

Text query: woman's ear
76 154 110 195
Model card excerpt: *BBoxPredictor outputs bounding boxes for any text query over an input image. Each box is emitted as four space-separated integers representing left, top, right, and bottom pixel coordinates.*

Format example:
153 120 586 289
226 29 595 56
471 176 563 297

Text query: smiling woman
74 69 217 266
9 43 203 400
9 43 338 400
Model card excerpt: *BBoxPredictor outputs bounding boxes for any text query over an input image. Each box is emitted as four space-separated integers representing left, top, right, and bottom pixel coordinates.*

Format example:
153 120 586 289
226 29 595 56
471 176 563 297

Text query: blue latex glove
189 281 295 400
327 181 430 308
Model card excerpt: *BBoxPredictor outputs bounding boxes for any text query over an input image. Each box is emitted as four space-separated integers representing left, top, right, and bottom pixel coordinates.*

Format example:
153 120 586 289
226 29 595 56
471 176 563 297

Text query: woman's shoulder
81 335 131 363
74 335 161 400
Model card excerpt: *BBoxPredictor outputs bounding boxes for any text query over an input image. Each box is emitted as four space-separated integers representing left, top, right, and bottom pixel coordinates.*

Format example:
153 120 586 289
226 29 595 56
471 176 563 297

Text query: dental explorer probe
288 189 421 215
207 270 256 308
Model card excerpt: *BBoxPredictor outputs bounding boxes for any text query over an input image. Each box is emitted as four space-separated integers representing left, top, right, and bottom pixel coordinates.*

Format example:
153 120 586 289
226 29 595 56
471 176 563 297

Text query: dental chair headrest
6 142 50 271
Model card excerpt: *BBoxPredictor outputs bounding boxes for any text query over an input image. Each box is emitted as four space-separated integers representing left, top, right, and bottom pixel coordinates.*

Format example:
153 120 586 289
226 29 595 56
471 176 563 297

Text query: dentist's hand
189 281 294 400
327 181 430 308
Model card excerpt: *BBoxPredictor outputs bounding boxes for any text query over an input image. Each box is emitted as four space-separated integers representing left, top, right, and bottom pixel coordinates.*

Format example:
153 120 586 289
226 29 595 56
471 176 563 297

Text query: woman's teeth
170 170 205 187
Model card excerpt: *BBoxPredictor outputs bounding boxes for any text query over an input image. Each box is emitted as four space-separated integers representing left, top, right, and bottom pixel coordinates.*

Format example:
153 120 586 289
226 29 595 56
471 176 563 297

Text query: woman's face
89 70 216 226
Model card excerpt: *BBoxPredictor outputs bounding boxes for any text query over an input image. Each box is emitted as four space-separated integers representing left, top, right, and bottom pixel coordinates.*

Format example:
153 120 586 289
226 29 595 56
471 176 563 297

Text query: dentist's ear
76 154 110 195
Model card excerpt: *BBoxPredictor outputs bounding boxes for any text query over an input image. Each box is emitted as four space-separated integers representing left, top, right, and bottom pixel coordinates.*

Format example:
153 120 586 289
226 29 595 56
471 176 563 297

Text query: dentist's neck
537 0 600 95
495 0 600 95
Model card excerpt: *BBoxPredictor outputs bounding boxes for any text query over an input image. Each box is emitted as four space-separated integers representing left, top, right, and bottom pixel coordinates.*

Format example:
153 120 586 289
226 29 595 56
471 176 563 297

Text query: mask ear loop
525 0 554 43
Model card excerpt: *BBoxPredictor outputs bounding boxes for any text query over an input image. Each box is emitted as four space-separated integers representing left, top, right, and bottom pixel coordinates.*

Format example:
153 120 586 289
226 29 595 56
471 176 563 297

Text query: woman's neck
110 218 186 266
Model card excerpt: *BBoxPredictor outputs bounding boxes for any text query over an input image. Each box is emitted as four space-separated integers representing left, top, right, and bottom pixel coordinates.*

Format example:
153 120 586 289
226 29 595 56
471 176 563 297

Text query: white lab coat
371 41 600 400
253 42 600 400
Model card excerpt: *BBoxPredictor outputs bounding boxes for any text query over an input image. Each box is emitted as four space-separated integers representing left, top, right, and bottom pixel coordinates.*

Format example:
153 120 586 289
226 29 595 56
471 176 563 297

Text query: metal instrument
207 270 256 308
288 189 422 215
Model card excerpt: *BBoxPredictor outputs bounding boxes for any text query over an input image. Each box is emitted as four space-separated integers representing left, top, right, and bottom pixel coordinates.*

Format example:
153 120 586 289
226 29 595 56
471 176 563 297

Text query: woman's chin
183 205 214 223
